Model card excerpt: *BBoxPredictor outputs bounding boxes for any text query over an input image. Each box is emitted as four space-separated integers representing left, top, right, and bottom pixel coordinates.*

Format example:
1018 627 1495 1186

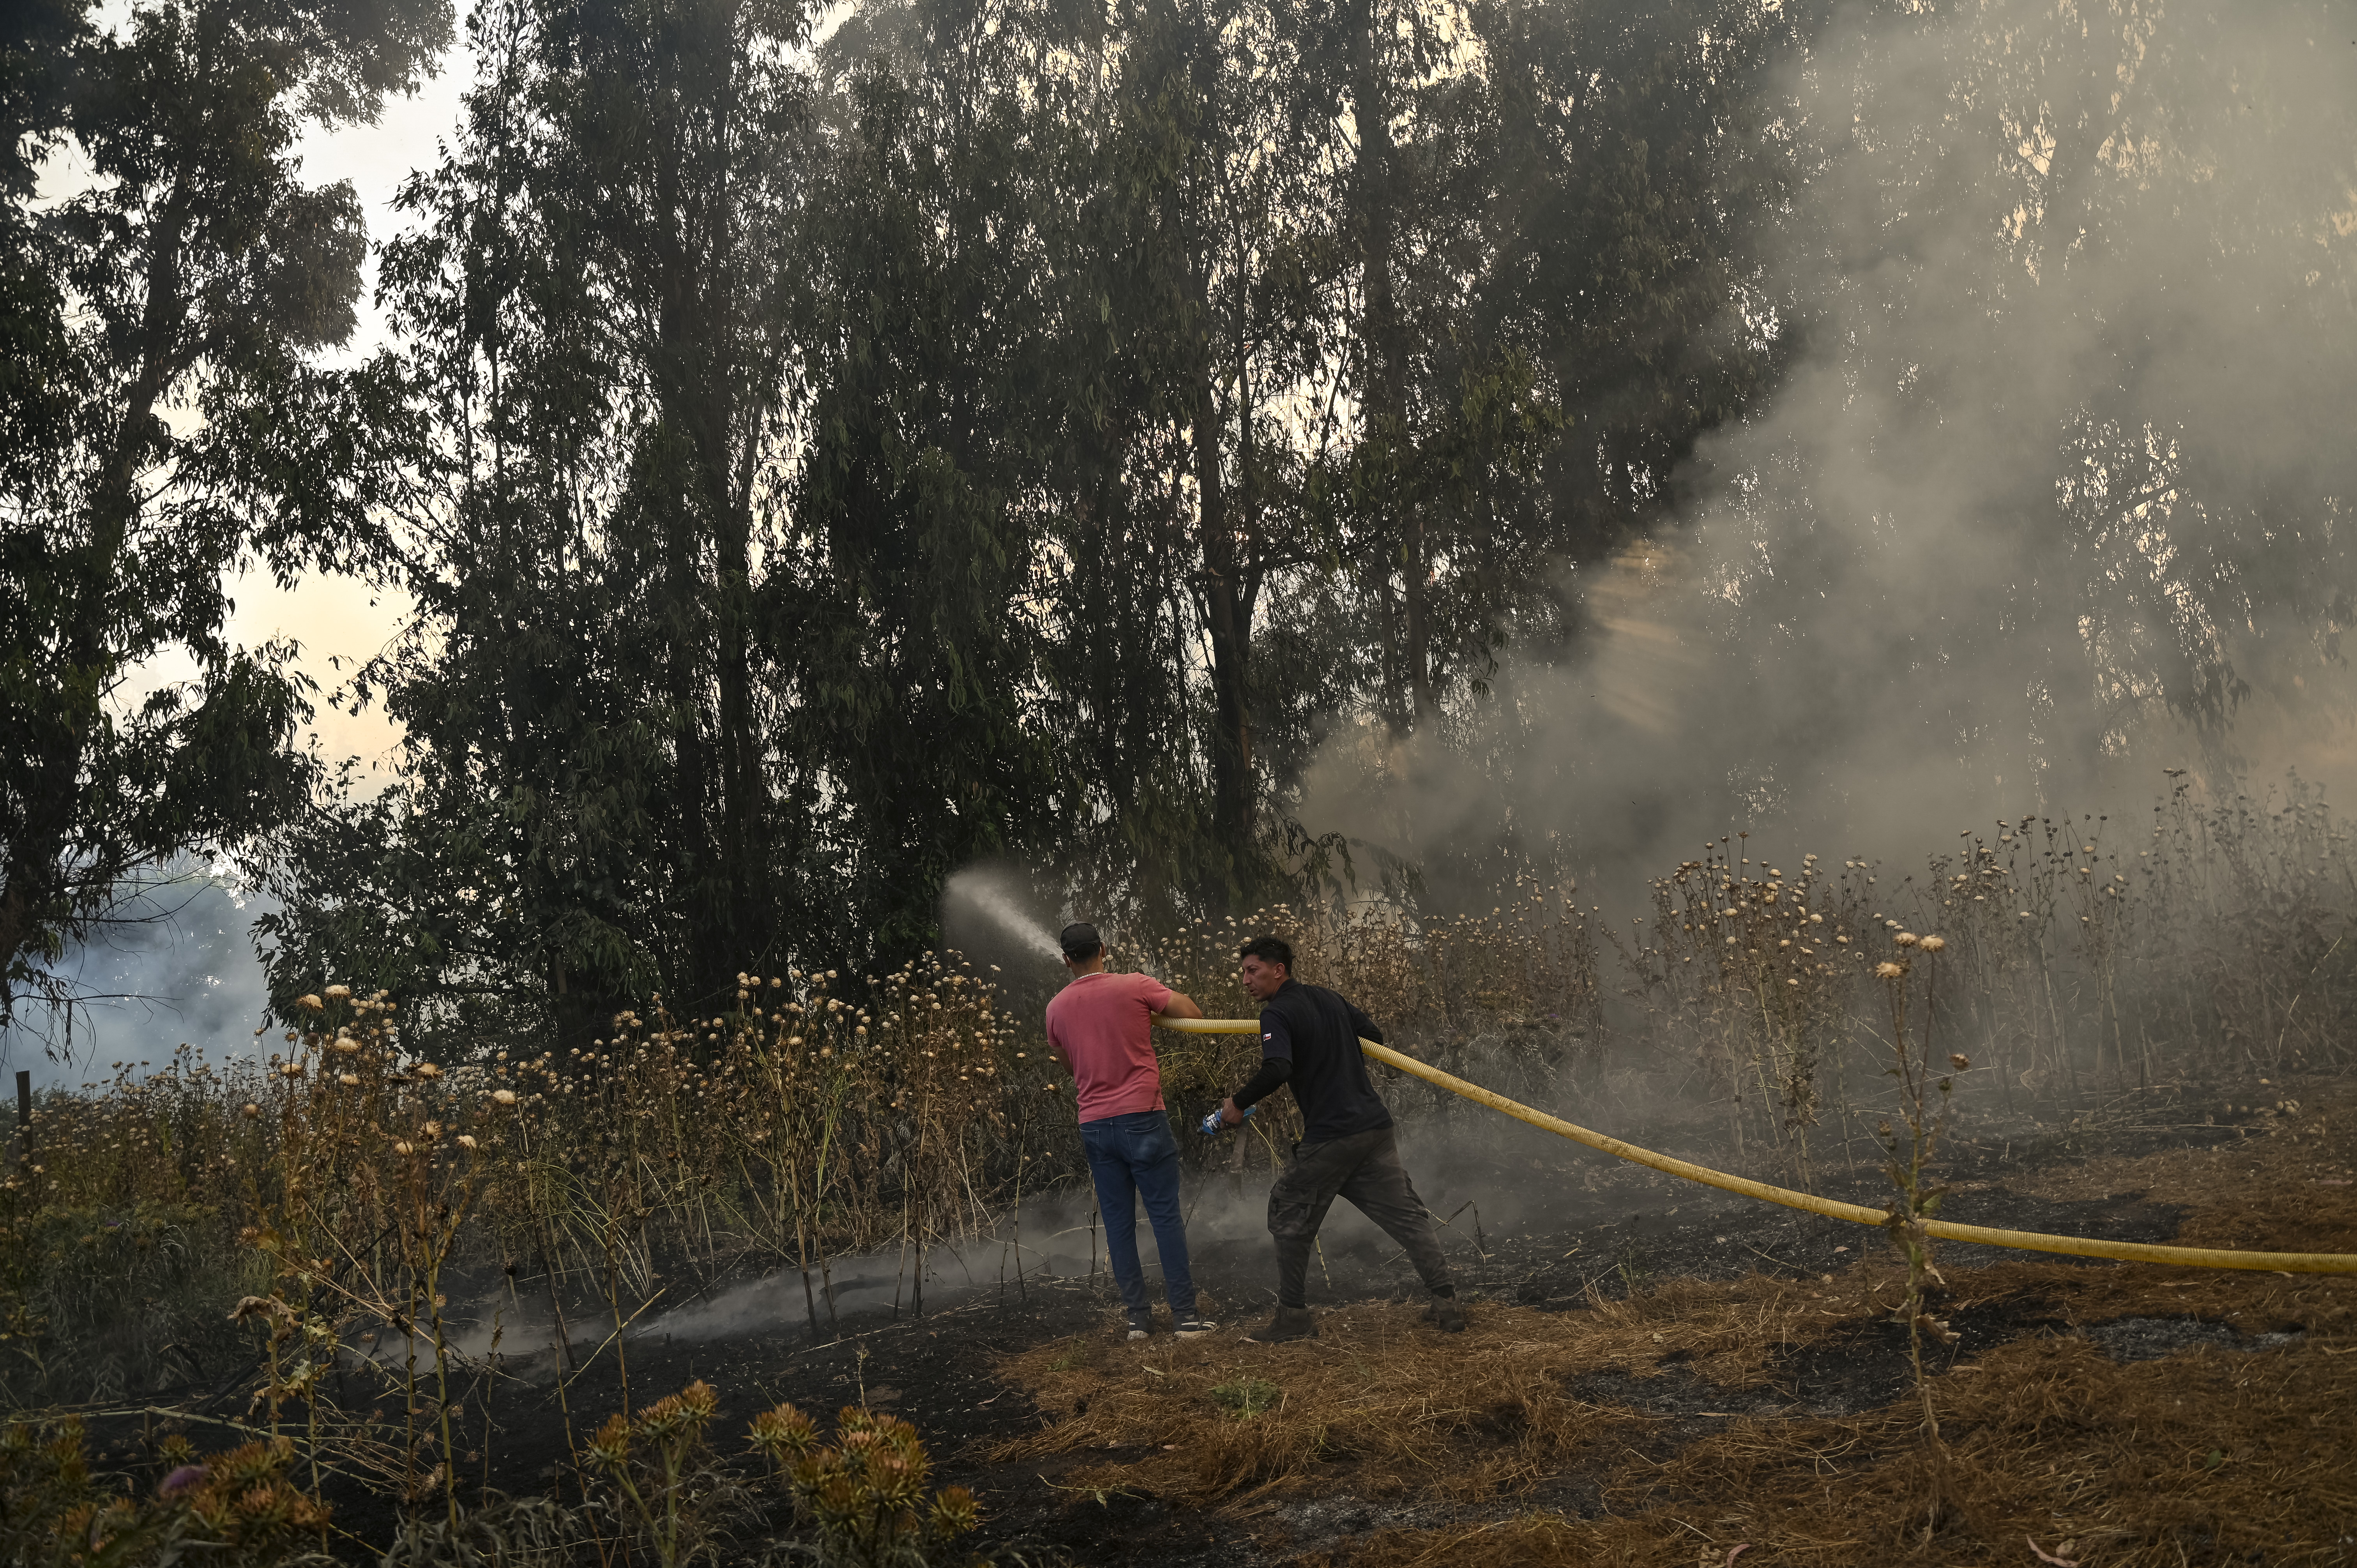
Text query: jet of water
941 867 1062 962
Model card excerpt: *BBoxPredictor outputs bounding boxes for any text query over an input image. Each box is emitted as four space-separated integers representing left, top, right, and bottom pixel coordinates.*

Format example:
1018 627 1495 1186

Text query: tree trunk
1348 0 1426 723
1197 380 1254 868
1186 0 1256 897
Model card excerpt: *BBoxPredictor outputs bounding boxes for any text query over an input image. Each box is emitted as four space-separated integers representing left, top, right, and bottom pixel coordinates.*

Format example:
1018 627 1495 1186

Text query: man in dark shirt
1214 934 1462 1342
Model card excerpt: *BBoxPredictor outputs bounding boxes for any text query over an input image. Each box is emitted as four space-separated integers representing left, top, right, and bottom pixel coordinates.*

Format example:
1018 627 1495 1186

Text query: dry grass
2002 1100 2357 1261
1313 1330 2357 1568
11 782 2357 1558
991 1087 2357 1564
991 1277 1843 1506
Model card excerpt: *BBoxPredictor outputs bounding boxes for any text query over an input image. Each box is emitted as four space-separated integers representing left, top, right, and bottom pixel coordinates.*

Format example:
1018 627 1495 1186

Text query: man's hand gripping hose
1158 1018 2357 1274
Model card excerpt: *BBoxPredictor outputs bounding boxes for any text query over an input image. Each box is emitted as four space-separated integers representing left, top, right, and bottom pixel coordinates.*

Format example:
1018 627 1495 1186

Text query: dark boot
1245 1305 1318 1344
1421 1295 1465 1333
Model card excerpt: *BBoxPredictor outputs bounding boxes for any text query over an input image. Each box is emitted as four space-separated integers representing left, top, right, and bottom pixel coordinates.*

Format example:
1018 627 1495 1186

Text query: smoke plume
2 874 274 1091
1302 0 2357 906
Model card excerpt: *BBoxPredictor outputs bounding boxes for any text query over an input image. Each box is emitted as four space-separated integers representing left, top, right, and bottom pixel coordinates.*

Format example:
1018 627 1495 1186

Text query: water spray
939 867 1062 962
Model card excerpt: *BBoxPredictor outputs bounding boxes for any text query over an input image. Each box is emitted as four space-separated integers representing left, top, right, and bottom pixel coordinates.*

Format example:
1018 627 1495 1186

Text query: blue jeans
1080 1109 1198 1321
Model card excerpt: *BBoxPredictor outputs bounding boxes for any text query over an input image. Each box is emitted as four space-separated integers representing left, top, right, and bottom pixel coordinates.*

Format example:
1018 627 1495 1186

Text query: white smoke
2 871 277 1090
1299 0 2357 906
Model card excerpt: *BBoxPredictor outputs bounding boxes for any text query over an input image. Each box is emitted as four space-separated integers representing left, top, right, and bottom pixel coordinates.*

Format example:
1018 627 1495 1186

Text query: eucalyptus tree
263 0 664 1042
261 0 819 1039
256 0 1844 1022
1455 0 1799 574
537 0 814 1000
1065 0 1350 903
0 0 448 1036
785 0 1074 957
1686 0 2357 787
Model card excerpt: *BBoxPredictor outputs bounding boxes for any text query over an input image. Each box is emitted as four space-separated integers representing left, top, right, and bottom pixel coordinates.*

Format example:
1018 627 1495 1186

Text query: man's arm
1152 990 1204 1022
1344 999 1384 1046
1219 1006 1292 1125
1042 1022 1074 1097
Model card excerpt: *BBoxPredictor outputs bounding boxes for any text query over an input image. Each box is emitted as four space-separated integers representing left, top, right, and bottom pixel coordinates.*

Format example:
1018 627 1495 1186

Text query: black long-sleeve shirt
1231 979 1392 1143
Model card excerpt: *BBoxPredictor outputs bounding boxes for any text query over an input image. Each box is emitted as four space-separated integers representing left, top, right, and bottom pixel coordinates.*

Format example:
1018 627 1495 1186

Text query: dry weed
1315 1330 2357 1567
989 1277 1838 1505
997 1104 2357 1562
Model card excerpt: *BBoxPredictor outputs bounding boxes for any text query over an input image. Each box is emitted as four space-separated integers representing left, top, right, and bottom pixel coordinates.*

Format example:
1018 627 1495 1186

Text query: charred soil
64 1077 2357 1568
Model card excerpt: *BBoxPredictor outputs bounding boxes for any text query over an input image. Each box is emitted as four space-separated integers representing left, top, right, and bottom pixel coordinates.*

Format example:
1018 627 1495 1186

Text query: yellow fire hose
1159 1018 2357 1275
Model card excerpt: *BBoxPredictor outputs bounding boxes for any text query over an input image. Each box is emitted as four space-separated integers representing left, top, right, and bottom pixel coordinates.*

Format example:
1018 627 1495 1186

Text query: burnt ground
61 1074 2357 1567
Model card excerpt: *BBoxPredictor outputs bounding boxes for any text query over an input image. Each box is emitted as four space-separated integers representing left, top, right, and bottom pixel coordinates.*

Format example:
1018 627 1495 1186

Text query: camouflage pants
1267 1124 1452 1308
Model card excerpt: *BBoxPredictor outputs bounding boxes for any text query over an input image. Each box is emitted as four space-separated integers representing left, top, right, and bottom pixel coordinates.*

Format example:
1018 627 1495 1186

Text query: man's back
1045 970 1173 1122
1258 980 1392 1143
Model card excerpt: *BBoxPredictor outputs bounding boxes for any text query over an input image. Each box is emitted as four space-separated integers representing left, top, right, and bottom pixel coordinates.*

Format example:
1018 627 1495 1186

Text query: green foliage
793 6 1066 953
256 0 1800 1051
1208 1377 1282 1420
23 0 2354 1111
374 1494 581 1568
0 1049 270 1406
274 0 828 1042
586 1382 753 1568
0 0 449 1035
0 1197 261 1407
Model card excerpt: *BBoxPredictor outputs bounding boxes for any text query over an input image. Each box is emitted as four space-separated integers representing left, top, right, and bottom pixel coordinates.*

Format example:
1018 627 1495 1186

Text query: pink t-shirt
1044 970 1175 1123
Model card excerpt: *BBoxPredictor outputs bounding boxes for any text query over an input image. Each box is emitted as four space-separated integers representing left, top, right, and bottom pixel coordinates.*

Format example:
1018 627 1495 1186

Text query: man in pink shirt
1045 921 1215 1339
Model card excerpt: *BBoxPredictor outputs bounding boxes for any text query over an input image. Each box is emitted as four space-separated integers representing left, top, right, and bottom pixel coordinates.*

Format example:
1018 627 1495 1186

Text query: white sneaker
1173 1317 1217 1340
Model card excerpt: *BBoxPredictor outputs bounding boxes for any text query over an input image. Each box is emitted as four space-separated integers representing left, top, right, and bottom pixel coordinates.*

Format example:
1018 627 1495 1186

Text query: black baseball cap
1060 921 1104 961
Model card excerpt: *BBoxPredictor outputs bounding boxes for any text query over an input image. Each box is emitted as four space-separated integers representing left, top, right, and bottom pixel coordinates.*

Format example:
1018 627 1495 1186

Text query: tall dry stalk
1871 932 1963 1446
